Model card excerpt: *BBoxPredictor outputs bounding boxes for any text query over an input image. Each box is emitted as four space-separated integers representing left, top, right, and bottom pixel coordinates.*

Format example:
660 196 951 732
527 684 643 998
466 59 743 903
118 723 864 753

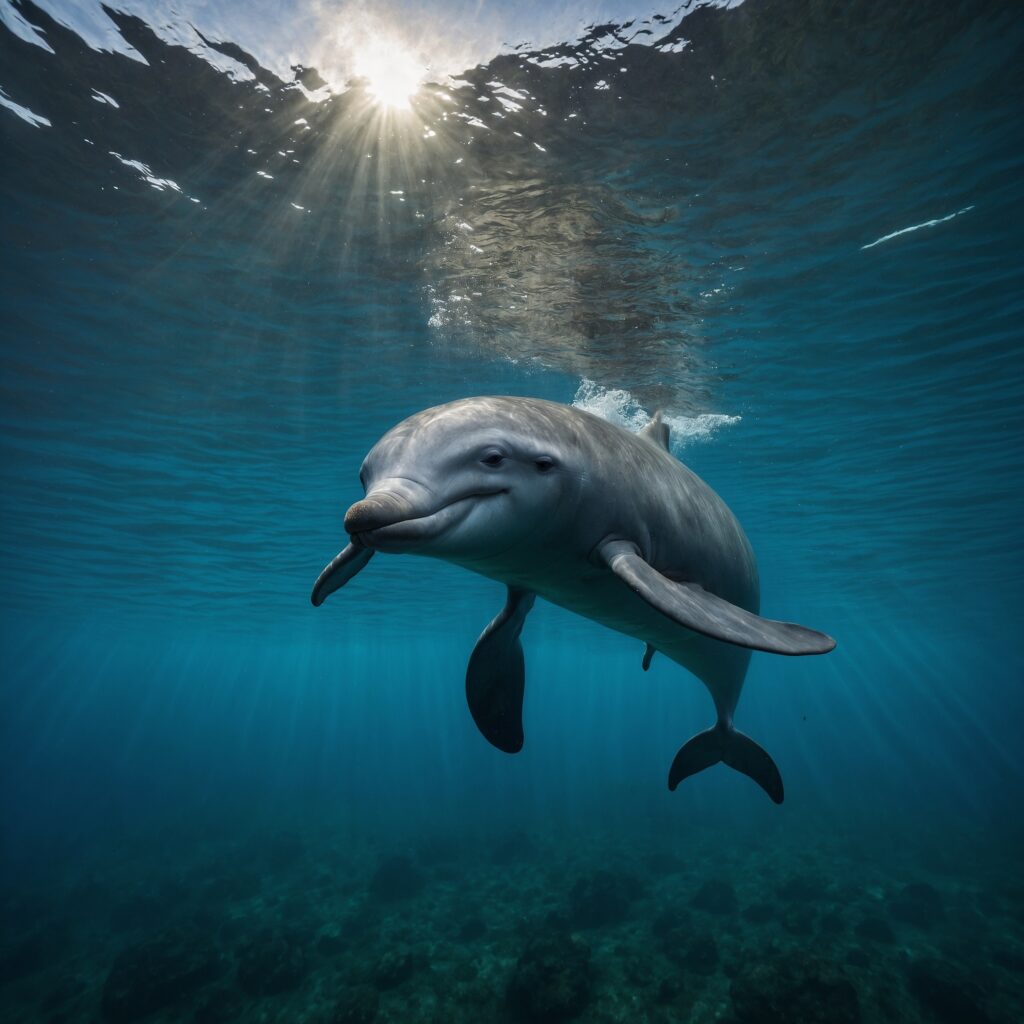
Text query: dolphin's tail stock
668 721 784 804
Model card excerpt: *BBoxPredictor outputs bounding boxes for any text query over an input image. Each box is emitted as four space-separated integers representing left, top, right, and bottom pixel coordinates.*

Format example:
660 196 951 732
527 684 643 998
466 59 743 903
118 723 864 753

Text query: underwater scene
2 0 1023 1021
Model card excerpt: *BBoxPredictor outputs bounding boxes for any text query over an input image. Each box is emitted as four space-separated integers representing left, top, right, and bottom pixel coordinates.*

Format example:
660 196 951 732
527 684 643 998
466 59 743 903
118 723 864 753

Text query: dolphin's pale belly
490 558 751 712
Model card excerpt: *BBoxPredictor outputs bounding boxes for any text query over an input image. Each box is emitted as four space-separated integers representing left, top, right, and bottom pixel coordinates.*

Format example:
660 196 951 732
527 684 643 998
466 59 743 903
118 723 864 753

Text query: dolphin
311 396 835 802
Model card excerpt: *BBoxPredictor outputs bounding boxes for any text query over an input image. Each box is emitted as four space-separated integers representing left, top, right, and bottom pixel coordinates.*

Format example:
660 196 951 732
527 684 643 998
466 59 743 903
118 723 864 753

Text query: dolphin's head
349 399 579 557
312 398 582 605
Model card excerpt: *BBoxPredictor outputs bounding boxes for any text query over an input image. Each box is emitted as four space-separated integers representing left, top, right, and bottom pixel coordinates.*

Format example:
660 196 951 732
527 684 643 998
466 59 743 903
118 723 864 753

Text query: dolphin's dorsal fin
640 411 670 451
600 540 836 656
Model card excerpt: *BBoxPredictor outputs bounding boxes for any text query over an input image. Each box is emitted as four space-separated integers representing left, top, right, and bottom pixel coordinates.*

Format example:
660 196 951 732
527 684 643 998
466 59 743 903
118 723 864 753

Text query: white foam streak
0 86 51 127
861 205 974 250
109 151 182 192
571 380 739 450
27 0 149 64
0 2 54 52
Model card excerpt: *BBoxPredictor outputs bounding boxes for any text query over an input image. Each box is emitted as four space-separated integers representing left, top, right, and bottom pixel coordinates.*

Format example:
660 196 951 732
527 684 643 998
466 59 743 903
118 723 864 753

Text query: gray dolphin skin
311 396 835 803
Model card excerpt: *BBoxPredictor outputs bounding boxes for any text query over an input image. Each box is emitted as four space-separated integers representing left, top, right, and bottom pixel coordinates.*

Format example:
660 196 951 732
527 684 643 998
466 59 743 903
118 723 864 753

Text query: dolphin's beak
343 491 418 535
310 542 375 606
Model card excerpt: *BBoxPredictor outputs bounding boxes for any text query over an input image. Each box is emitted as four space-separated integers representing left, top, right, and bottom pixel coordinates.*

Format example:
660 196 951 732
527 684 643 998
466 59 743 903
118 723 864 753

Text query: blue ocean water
2 1 1023 1021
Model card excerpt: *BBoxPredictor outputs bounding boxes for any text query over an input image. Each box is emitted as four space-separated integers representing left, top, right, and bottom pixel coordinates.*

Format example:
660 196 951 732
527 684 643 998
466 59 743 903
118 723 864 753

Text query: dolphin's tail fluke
668 723 784 804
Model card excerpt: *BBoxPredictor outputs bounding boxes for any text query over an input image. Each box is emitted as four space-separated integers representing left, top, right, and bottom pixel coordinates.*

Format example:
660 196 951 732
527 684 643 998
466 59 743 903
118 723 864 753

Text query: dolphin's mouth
350 490 506 551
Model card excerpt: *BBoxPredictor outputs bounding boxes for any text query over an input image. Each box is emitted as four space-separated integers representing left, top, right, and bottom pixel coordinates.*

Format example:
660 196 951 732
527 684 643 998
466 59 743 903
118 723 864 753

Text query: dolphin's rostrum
312 396 835 803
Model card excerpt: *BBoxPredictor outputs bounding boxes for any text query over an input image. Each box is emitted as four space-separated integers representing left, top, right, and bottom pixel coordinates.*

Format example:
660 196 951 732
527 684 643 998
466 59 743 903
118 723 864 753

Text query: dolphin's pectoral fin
640 410 670 451
642 643 656 671
600 541 836 656
669 724 784 804
466 587 536 754
311 543 374 607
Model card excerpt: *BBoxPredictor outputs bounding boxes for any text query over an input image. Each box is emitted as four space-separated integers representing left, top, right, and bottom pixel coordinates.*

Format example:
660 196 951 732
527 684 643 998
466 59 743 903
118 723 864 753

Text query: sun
353 41 426 110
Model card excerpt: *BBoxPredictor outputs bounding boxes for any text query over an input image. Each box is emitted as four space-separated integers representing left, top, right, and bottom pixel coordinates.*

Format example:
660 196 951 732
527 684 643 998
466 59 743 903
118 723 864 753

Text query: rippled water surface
2 1 1023 1022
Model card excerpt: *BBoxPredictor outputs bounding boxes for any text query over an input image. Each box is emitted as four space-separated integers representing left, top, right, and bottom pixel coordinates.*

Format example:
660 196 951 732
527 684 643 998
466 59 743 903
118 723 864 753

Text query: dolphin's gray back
476 397 758 610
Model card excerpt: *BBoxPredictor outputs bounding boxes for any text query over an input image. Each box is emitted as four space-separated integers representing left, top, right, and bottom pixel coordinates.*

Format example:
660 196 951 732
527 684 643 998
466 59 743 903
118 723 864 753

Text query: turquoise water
2 1 1023 1021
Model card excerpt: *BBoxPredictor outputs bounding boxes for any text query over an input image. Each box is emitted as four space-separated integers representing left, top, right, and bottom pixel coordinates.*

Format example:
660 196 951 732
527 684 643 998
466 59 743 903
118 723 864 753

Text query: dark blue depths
1 1 1023 1021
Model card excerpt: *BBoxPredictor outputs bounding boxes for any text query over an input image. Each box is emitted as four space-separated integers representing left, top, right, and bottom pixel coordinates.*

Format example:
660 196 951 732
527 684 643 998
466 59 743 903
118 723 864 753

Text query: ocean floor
2 817 1022 1024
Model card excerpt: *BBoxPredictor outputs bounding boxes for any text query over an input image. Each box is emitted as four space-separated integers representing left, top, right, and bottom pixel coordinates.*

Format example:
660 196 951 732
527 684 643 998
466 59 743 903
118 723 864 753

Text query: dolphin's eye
481 452 505 468
535 456 556 473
